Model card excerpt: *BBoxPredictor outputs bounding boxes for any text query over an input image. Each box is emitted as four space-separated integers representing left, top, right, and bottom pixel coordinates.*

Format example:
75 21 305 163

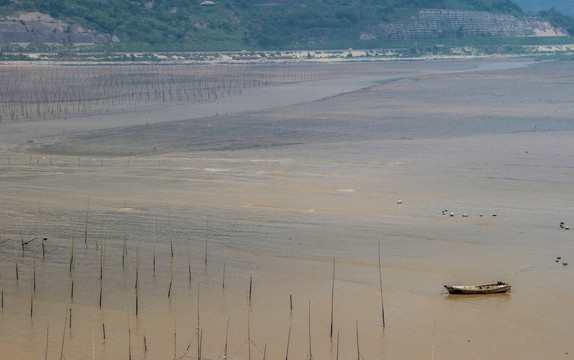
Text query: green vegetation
0 0 573 51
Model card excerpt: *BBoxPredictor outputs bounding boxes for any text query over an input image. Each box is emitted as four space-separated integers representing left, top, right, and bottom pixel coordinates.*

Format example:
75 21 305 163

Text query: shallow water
1 58 573 359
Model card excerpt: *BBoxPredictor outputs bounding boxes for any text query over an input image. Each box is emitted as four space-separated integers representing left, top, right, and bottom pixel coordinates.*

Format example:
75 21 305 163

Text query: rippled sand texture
0 59 573 360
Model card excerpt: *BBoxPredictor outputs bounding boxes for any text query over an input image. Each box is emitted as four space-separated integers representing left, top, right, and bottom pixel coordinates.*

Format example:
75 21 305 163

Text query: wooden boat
443 282 511 294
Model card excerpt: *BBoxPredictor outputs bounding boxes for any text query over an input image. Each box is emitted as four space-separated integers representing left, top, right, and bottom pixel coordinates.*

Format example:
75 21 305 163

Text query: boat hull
444 283 511 295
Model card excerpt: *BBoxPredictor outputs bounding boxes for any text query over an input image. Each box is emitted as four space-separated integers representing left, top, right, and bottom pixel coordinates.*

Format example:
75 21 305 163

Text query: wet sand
0 58 573 359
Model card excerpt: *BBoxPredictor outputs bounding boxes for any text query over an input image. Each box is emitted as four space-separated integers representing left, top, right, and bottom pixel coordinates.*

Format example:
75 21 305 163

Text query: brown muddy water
0 59 573 360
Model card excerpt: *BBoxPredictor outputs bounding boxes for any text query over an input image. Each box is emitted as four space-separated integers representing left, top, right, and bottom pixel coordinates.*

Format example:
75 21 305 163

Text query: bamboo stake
188 223 192 283
122 211 127 270
30 265 34 317
45 323 49 360
152 212 156 276
308 301 312 360
168 264 174 298
248 308 251 360
378 241 385 327
135 287 139 316
204 216 209 265
336 330 340 360
173 308 177 360
20 211 24 253
135 238 140 290
356 321 360 360
224 318 230 359
60 307 68 360
285 326 291 360
197 283 200 360
431 320 437 360
84 198 90 247
99 225 104 280
249 276 253 305
222 245 226 289
199 330 203 360
92 323 95 360
37 200 46 259
167 207 174 259
69 213 75 273
330 258 335 338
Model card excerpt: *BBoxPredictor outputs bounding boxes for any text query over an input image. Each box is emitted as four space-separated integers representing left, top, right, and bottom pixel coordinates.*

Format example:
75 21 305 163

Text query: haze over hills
0 0 572 52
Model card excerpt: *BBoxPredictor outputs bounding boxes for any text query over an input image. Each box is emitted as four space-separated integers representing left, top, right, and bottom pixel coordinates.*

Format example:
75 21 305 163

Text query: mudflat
0 58 573 359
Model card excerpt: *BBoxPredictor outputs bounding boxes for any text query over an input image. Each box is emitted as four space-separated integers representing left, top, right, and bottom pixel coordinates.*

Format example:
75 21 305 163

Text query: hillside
0 0 572 52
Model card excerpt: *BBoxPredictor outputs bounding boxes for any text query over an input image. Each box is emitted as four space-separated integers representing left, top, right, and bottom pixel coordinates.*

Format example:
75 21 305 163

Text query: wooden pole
336 330 340 360
152 212 156 276
135 287 139 316
356 321 360 360
84 198 90 247
168 264 174 298
199 330 203 360
173 308 177 360
224 317 230 360
30 266 34 317
204 216 209 265
60 307 68 360
378 241 385 327
45 323 49 360
248 309 252 360
167 207 174 259
122 211 127 270
188 224 192 283
285 326 291 360
330 258 335 338
69 213 75 273
431 320 437 360
222 245 226 289
308 301 312 360
197 284 200 360
249 276 253 305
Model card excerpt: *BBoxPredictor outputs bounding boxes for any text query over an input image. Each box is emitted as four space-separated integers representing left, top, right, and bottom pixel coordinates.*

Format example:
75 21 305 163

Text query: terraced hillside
374 9 566 39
